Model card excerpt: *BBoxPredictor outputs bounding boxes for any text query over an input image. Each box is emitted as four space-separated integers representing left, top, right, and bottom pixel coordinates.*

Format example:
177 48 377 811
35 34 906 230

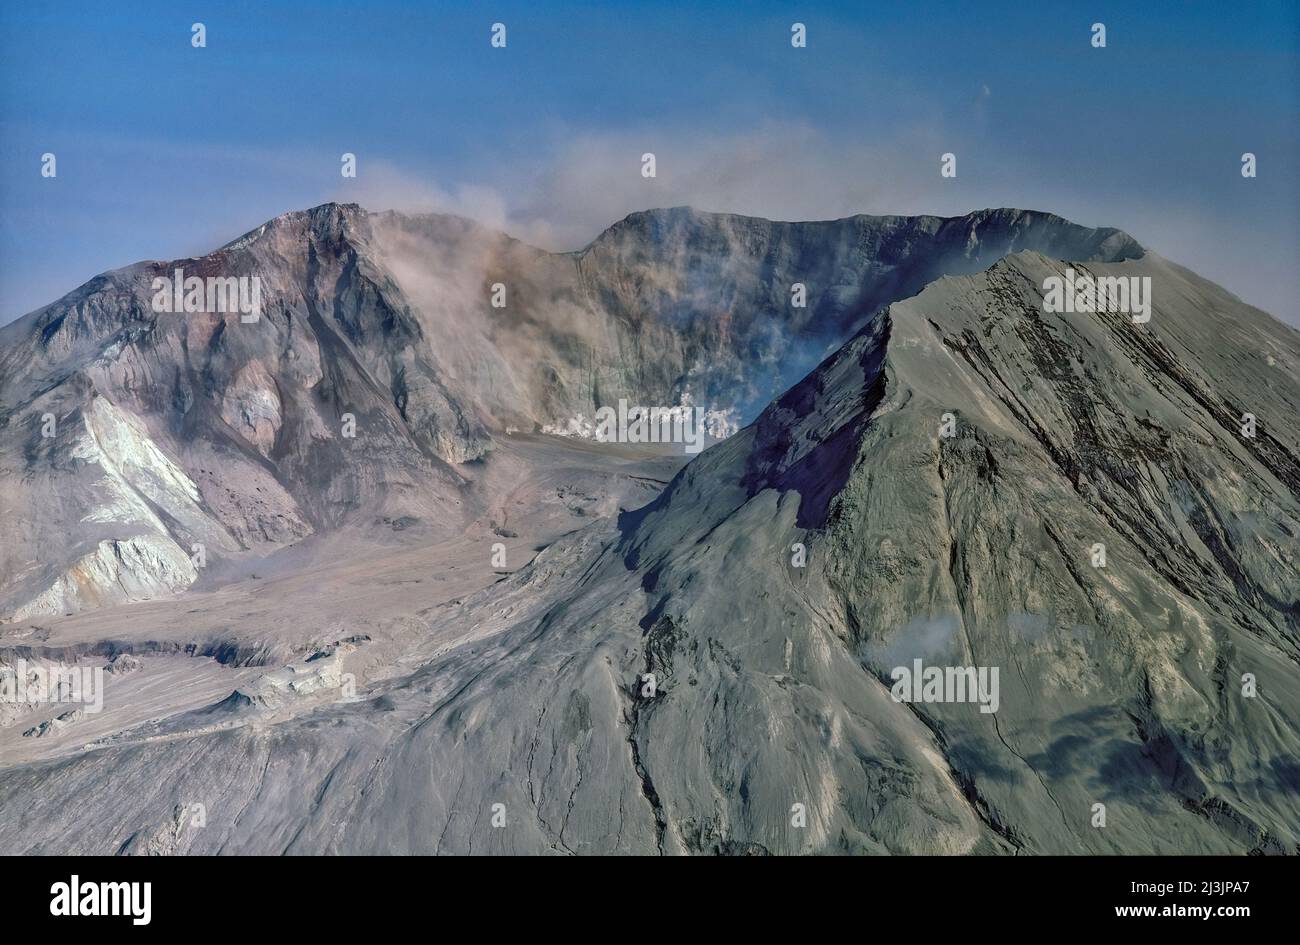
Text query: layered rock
0 204 1140 620
1 239 1295 855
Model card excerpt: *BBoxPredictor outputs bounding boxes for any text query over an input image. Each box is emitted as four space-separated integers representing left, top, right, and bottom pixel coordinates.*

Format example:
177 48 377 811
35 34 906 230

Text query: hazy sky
2 0 1297 325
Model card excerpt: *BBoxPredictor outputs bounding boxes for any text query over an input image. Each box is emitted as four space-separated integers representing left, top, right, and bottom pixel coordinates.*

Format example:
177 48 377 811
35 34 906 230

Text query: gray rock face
580 206 1141 419
0 206 1295 856
0 203 1136 621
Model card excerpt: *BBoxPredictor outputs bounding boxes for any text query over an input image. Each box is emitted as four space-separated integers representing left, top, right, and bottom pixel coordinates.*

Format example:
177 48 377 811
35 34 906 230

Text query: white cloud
335 122 954 252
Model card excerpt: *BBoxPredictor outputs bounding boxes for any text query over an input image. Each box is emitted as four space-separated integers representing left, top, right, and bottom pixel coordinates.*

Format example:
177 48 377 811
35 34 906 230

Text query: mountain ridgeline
1 204 1297 855
0 204 1141 620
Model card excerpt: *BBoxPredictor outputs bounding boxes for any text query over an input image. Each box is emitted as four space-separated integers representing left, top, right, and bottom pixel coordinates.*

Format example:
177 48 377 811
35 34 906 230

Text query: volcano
0 205 1295 855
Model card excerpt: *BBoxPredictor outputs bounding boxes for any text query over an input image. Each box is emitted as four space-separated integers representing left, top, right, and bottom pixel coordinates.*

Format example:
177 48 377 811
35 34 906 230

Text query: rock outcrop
1 221 1295 855
0 204 1140 621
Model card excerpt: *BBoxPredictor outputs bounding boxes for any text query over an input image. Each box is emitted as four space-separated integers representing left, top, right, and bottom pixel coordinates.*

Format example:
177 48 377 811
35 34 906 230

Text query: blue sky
2 0 1297 324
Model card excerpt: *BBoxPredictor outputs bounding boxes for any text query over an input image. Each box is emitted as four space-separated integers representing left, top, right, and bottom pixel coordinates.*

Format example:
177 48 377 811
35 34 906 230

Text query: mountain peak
583 204 1144 264
222 202 369 252
2 194 1298 856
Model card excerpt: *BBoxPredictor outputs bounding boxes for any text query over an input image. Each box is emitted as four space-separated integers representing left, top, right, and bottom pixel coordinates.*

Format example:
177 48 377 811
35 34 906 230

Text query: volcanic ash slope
1 247 1296 854
0 204 1140 623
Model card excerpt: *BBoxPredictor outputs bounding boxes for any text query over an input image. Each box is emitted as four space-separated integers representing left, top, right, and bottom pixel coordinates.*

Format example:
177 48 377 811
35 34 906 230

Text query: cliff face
1 219 1295 854
0 203 1139 620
